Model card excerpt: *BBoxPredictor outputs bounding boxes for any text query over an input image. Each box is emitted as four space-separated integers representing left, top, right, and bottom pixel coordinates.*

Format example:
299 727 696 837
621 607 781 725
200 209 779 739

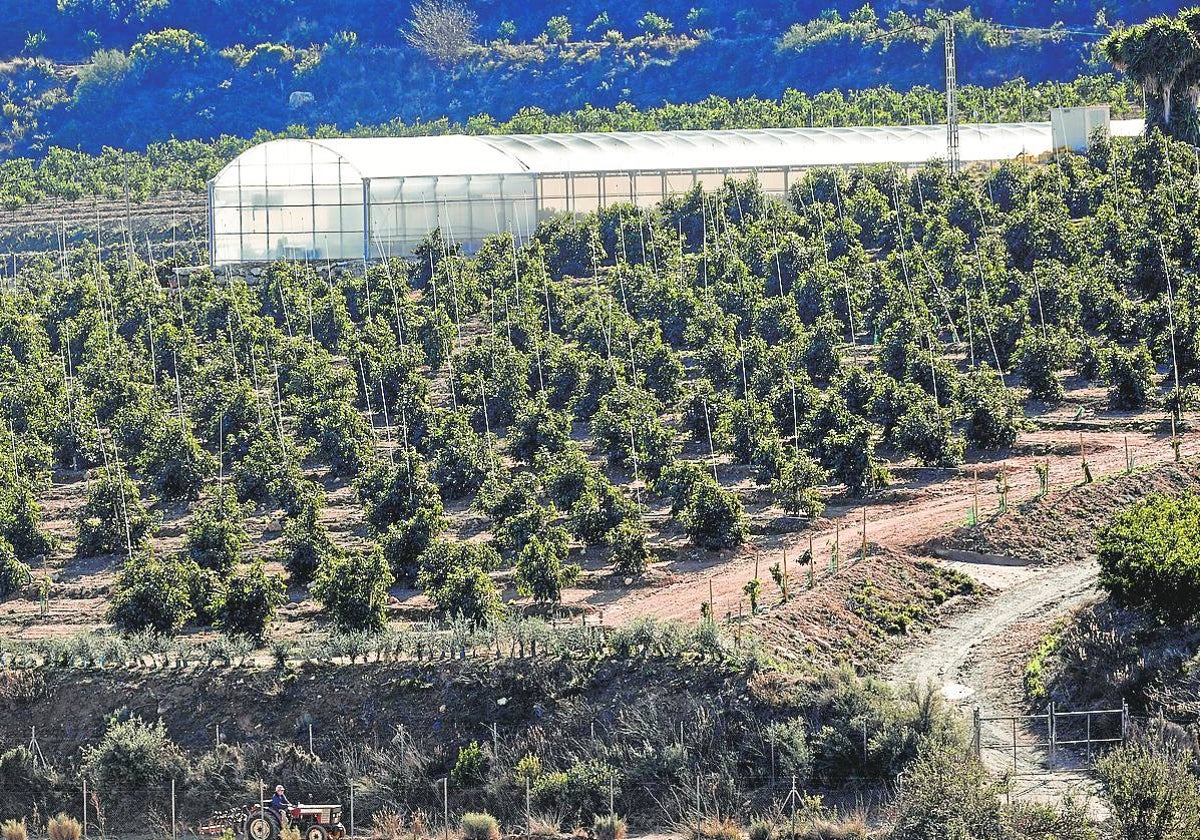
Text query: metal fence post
172 779 177 840
82 780 87 840
972 707 981 757
609 774 615 818
1086 712 1092 763
1011 718 1017 770
349 779 355 840
790 776 797 840
442 777 449 840
1048 702 1056 772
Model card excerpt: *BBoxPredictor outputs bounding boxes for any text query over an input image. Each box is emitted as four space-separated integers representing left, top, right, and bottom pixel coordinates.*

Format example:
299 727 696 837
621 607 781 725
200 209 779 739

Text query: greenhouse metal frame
207 120 1135 266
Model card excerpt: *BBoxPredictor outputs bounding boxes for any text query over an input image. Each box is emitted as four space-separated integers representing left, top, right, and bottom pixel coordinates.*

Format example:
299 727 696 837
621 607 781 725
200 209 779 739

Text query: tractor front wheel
305 826 329 840
246 815 276 840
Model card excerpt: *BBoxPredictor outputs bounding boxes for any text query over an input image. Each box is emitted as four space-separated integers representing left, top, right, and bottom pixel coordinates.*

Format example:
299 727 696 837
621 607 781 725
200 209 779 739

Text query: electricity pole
944 18 961 174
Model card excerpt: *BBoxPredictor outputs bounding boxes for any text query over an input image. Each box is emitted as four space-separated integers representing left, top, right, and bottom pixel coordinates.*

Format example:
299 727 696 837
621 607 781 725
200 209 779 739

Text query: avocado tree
219 560 287 643
108 550 196 634
76 467 153 558
311 548 395 632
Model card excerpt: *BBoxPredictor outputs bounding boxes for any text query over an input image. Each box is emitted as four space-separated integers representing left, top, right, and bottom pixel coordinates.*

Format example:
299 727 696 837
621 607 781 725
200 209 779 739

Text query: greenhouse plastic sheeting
207 121 1111 265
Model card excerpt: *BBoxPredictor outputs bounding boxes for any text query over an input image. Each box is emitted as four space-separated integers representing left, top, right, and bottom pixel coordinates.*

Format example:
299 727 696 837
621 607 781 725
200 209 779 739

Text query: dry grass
280 826 302 840
46 815 80 840
1 820 28 840
460 813 500 840
371 812 406 840
677 817 743 840
592 814 626 840
526 812 563 838
774 817 870 840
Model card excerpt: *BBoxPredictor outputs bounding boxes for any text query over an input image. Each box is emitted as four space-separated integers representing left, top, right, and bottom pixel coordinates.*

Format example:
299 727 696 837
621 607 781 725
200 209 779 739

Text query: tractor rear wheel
247 815 276 840
305 825 329 840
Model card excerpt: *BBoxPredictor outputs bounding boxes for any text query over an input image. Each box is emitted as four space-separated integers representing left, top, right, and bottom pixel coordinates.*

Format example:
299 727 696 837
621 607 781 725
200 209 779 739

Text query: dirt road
599 427 1189 626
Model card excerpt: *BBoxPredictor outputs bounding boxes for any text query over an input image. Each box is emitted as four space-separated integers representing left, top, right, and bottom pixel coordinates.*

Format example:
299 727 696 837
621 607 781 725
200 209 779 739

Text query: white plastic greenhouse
207 119 1129 266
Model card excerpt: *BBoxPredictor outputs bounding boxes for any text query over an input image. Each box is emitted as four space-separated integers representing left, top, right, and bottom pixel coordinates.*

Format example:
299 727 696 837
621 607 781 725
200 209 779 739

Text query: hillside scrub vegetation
0 654 1188 837
0 0 1151 157
0 74 1141 210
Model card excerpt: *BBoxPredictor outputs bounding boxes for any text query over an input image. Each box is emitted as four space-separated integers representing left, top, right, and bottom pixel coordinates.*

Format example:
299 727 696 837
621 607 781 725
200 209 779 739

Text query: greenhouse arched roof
215 122 1063 184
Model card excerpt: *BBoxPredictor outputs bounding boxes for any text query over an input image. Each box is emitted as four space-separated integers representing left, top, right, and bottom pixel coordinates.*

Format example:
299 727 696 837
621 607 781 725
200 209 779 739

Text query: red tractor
239 802 346 840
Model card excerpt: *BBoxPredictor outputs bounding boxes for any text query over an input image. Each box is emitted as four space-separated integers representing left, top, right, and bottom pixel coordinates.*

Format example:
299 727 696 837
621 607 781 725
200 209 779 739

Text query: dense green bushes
1098 493 1200 624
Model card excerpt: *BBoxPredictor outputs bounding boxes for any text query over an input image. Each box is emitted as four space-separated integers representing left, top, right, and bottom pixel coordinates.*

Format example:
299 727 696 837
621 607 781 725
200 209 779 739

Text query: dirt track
598 426 1191 627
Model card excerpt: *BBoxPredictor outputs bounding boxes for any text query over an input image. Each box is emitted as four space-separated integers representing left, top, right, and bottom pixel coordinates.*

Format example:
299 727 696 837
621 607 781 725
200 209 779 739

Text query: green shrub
428 410 491 500
357 454 439 532
379 505 446 583
888 743 1003 840
311 548 395 632
1103 343 1156 410
962 368 1020 450
1098 739 1200 840
678 480 748 549
474 469 539 522
766 717 813 784
452 741 489 788
772 455 826 518
570 481 639 545
816 422 889 498
542 445 599 509
890 402 965 467
76 468 153 558
107 550 196 634
1098 493 1200 624
219 560 287 643
0 538 32 599
515 532 579 604
494 502 553 554
608 520 651 577
276 499 338 585
184 488 247 576
531 760 618 821
512 394 572 462
1001 798 1097 840
82 714 186 791
140 421 215 502
459 813 499 840
0 480 56 560
422 563 505 625
231 422 296 503
1016 331 1065 404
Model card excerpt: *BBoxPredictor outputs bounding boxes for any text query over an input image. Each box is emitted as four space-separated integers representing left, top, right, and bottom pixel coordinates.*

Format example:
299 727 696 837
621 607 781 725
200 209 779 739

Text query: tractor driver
270 785 293 825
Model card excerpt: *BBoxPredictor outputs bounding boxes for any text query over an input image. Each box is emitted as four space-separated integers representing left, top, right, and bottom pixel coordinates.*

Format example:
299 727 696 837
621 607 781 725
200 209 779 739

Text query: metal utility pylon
943 18 961 174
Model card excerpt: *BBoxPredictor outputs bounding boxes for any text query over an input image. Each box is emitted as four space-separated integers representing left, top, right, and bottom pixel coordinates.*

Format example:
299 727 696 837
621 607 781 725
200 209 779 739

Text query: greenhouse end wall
210 139 364 266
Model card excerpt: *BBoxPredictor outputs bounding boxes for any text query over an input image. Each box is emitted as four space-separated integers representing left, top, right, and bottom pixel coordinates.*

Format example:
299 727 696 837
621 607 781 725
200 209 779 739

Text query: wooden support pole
860 509 867 563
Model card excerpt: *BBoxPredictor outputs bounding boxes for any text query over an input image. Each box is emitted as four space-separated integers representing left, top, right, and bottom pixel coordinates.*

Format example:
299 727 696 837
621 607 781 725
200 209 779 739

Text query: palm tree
1103 13 1200 132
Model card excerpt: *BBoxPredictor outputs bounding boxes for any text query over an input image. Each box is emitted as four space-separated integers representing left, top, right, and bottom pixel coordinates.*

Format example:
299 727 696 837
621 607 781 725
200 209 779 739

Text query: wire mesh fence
0 772 905 840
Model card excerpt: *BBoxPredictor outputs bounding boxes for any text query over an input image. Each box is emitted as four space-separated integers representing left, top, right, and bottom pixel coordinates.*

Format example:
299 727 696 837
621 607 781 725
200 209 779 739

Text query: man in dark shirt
269 785 292 826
